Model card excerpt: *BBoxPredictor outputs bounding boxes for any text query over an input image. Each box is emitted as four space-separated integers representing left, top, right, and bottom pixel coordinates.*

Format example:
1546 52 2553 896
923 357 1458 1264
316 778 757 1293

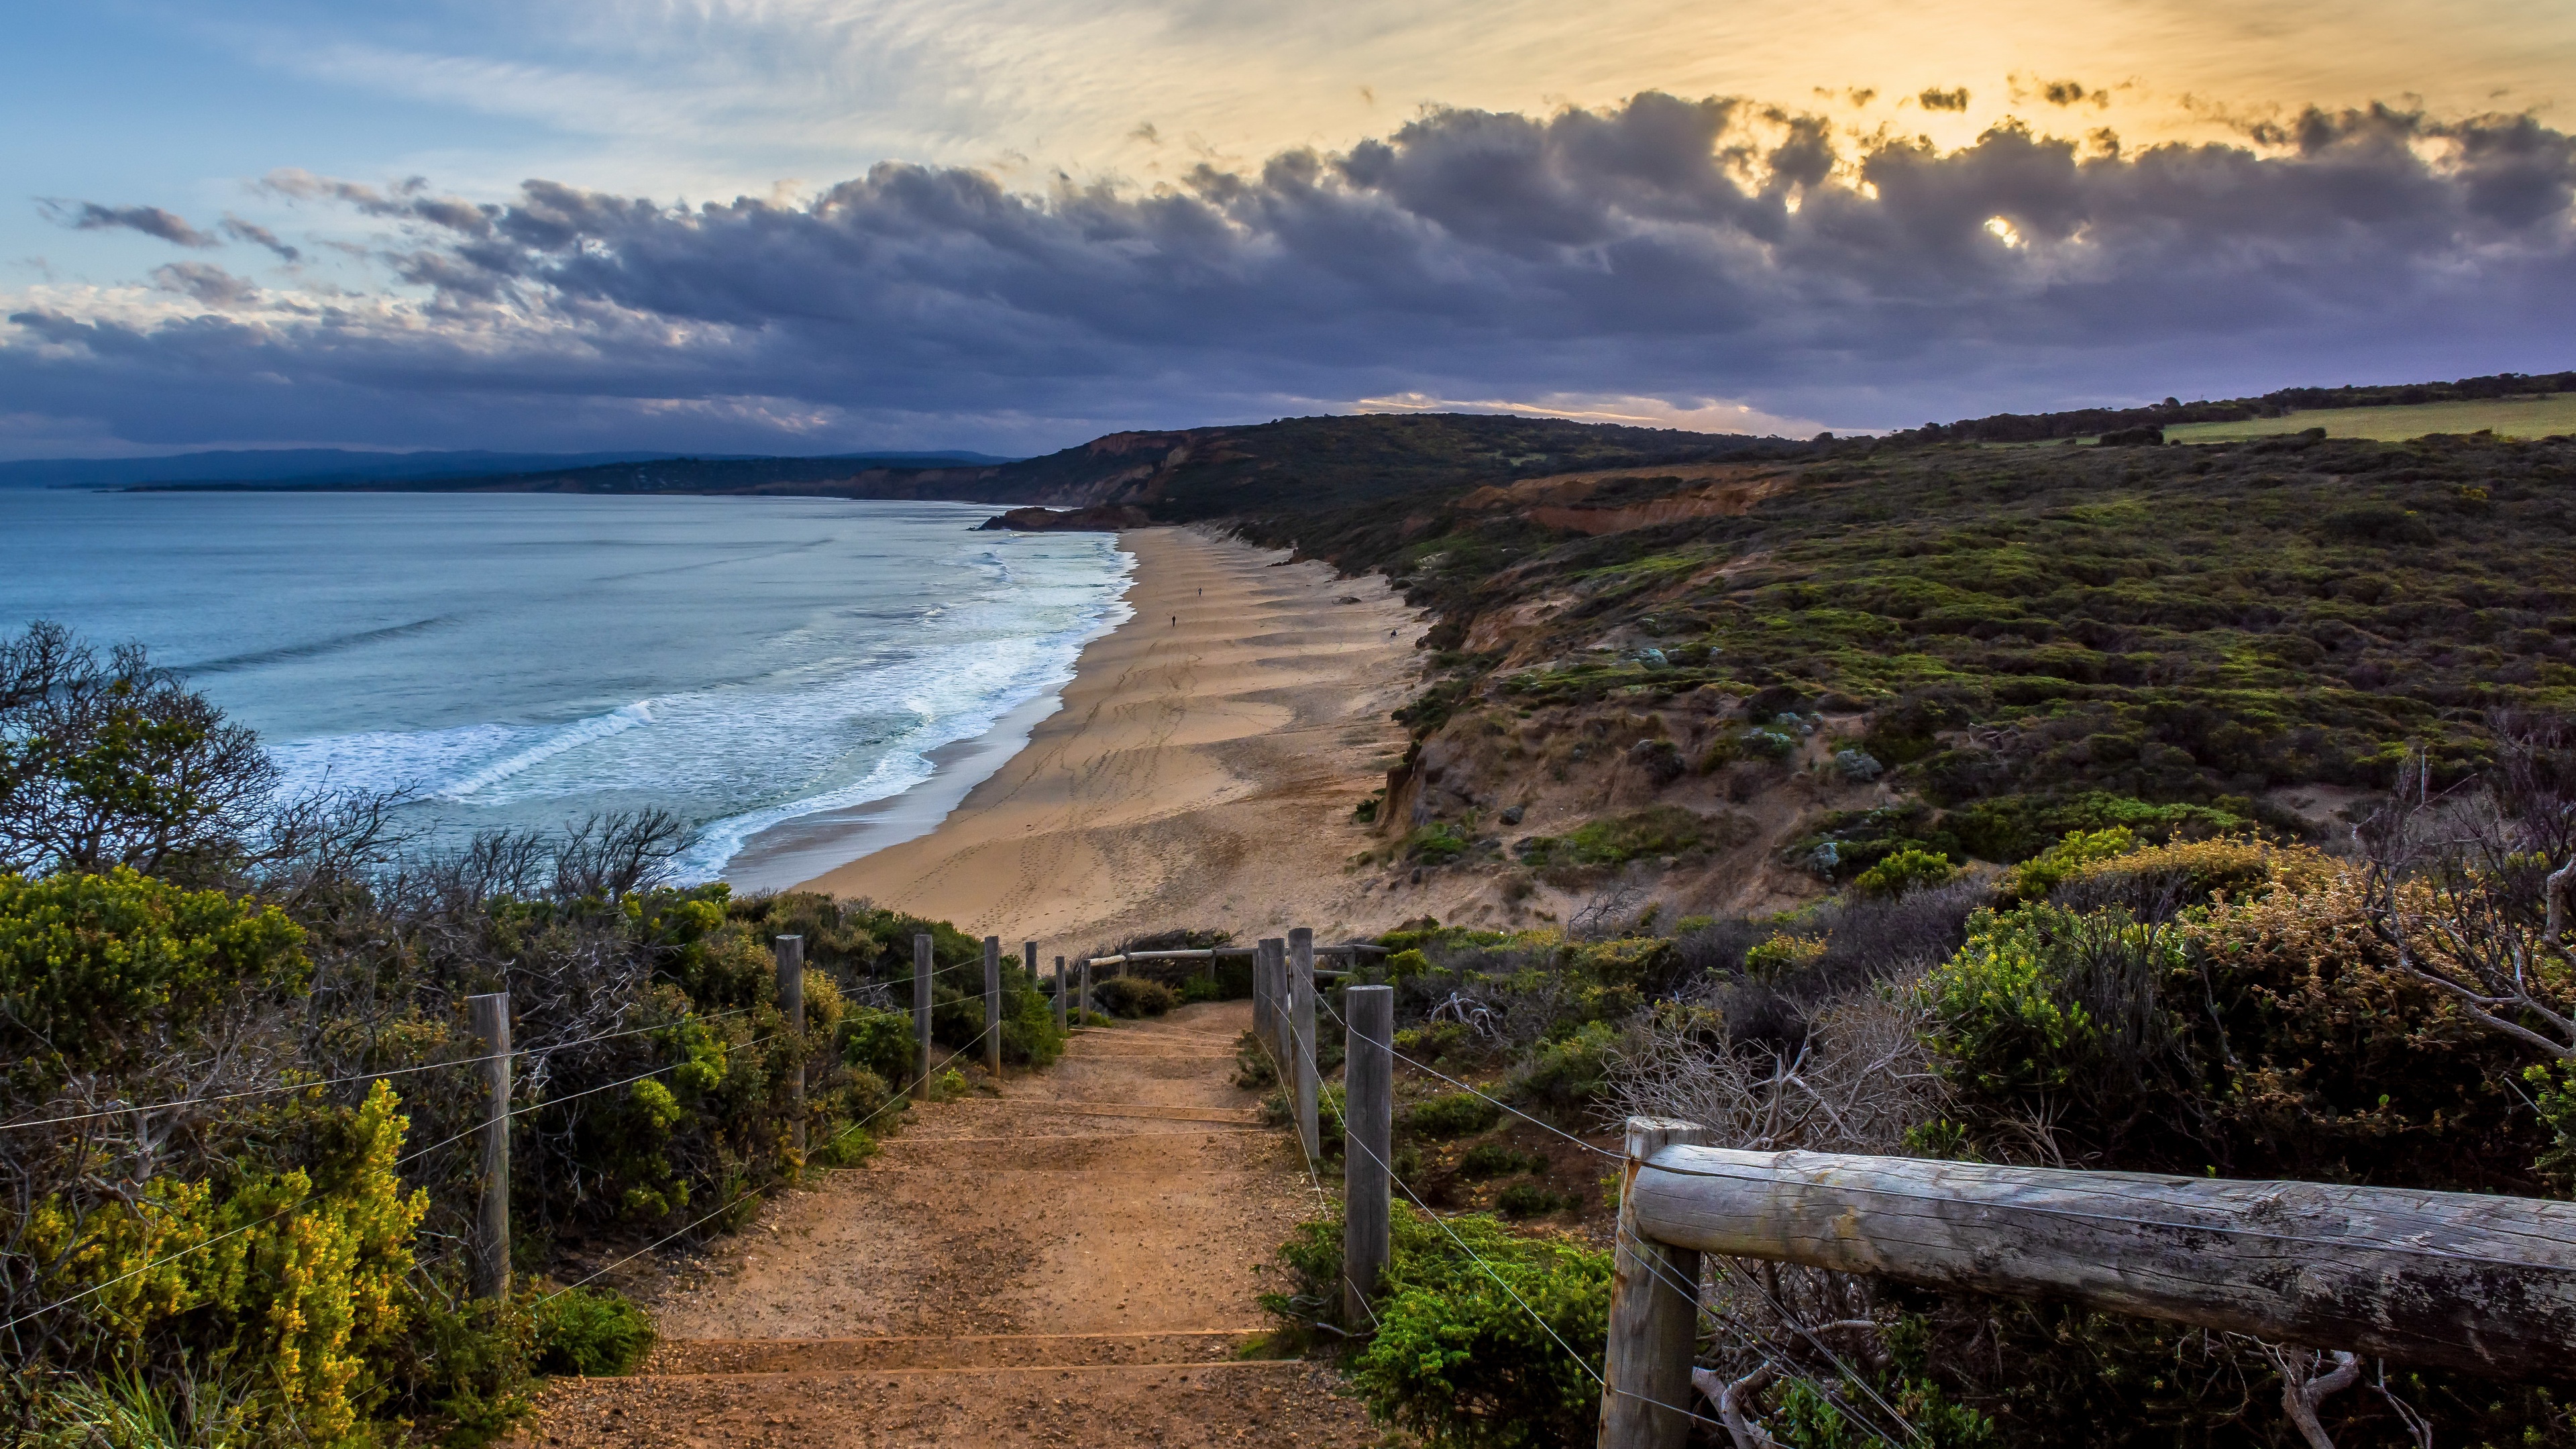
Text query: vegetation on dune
1240 417 2576 1444
1256 429 2576 892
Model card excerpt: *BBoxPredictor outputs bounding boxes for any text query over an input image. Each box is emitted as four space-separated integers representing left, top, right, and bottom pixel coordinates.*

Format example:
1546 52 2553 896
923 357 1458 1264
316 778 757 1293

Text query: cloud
5 93 2575 455
40 201 219 248
219 214 301 262
150 262 264 308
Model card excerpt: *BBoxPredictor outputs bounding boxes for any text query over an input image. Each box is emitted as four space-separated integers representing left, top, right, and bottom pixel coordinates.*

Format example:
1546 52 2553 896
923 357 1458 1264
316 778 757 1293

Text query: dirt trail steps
511 1002 1381 1448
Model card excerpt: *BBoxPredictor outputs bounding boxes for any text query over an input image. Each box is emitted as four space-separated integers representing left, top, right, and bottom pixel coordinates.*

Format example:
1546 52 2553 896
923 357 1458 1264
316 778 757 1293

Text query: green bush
837 1005 916 1083
1405 1091 1502 1139
531 1287 656 1377
1346 1205 1611 1449
1457 1143 1544 1179
0 867 307 1075
1093 976 1176 1018
1494 1181 1565 1218
1393 1019 1478 1066
1509 1021 1618 1109
1997 827 2139 904
1405 822 1472 865
1850 847 1958 898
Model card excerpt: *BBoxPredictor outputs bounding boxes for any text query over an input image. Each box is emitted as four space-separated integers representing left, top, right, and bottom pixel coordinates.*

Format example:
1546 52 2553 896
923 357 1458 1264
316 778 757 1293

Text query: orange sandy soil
506 1002 1393 1448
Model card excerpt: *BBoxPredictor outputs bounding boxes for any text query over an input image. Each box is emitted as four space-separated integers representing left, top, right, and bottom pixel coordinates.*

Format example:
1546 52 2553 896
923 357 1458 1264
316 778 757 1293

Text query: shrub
1393 1019 1478 1066
1627 739 1686 787
1997 827 2139 904
1458 1143 1544 1179
1494 1181 1566 1218
2057 835 2319 914
17 1081 426 1446
1405 822 1472 865
531 1287 656 1377
1093 975 1176 1018
1561 806 1737 865
0 867 307 1075
1348 1205 1611 1449
1851 847 1958 898
837 1004 916 1083
1510 1020 1619 1109
1405 1091 1503 1139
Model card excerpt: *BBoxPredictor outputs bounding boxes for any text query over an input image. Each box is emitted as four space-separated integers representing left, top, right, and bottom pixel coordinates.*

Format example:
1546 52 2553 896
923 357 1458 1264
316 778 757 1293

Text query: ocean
0 489 1134 890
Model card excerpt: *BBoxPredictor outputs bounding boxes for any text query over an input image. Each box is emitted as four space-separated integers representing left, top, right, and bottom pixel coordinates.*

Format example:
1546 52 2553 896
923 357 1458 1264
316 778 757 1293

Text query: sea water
0 489 1134 888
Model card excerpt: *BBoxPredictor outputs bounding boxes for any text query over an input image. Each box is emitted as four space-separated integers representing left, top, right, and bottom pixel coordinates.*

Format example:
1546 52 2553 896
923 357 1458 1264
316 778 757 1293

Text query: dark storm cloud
8 93 2576 452
39 200 219 248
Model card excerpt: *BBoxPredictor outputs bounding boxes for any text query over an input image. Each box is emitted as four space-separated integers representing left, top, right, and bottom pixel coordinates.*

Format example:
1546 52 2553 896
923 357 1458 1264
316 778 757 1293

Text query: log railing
1599 1116 2576 1448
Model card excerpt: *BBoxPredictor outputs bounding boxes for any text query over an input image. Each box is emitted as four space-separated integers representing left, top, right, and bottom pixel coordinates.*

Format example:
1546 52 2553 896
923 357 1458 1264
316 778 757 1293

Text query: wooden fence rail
1599 1116 2576 1448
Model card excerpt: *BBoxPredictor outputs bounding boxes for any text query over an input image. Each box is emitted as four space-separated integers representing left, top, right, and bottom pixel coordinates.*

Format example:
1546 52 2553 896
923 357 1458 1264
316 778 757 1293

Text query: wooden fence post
984 936 1004 1077
1289 927 1319 1163
1343 983 1393 1322
775 935 805 1158
1600 1118 1709 1449
468 992 512 1301
1252 937 1279 1058
1080 957 1093 1022
912 932 934 1095
1054 955 1067 1030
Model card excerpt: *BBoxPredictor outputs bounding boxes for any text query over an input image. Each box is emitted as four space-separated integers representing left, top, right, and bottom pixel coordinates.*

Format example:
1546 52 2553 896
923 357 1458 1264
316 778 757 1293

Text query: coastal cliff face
1251 429 2576 932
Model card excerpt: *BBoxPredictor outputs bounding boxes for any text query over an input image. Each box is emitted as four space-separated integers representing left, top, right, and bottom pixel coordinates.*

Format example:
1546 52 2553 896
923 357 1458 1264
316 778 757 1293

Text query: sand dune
800 527 1422 948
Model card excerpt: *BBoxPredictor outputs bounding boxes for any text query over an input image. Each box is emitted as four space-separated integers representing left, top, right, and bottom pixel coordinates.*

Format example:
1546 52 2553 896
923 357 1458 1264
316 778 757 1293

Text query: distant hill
2 447 1013 490
124 414 1784 519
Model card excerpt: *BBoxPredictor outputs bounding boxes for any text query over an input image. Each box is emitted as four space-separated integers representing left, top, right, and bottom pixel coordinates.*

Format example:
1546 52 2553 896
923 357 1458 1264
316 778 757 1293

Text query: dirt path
513 1002 1385 1448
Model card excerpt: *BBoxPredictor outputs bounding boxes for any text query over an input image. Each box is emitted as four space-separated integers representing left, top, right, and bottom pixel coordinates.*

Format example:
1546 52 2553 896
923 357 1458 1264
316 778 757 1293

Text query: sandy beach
798 527 1423 947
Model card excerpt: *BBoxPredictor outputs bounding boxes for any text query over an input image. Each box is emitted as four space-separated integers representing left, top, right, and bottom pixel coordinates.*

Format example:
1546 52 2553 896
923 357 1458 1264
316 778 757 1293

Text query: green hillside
2163 390 2576 443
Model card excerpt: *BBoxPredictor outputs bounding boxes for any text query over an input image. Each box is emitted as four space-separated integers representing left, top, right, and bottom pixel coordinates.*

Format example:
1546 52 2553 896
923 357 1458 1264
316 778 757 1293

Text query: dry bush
1607 987 1941 1155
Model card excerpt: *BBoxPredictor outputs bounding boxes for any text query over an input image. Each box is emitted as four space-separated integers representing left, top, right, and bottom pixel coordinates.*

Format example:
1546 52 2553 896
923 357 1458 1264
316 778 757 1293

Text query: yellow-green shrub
19 1082 425 1446
0 868 305 1074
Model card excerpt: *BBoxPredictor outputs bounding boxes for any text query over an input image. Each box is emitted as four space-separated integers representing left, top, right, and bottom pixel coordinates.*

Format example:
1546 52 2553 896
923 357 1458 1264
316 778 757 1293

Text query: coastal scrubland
1210 417 2576 1446
0 623 1065 1444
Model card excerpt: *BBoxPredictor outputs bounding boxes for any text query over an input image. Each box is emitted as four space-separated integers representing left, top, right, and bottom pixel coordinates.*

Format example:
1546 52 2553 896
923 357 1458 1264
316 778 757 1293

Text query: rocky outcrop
976 504 1155 531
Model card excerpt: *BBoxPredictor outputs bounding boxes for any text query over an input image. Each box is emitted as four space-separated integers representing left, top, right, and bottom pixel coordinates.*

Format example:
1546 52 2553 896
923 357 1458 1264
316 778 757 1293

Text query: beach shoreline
796 527 1424 946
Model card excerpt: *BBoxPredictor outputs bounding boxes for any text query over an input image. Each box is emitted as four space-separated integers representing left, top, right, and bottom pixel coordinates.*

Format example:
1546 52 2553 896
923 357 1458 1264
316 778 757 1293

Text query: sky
5 1 2575 458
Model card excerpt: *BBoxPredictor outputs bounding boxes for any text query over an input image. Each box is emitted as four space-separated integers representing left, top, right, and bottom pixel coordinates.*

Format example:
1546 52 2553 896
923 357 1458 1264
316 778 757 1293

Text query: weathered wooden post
1252 937 1279 1057
1344 984 1393 1321
983 936 1004 1077
1053 955 1067 1030
1289 927 1319 1163
775 934 806 1157
1080 957 1093 1021
468 991 513 1301
1600 1118 1709 1449
912 932 934 1094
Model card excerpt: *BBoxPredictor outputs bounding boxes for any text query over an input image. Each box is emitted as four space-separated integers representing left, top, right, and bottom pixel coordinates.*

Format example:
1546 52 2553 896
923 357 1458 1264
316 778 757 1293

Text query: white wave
437 701 658 800
258 525 1137 878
